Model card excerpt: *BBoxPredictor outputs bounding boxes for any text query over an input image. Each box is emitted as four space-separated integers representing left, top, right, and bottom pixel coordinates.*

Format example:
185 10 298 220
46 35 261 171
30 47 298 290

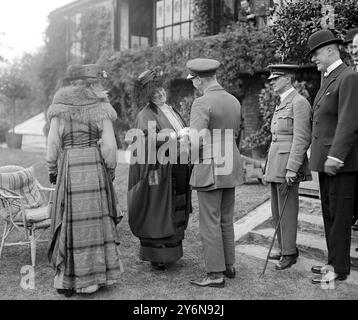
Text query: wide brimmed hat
186 58 220 79
64 64 108 81
133 70 163 107
306 30 342 55
343 28 358 44
137 70 158 86
267 64 299 80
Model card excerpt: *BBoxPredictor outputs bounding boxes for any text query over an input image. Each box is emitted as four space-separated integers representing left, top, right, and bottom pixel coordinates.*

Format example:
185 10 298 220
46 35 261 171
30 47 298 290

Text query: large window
68 12 84 63
130 0 154 49
156 0 193 45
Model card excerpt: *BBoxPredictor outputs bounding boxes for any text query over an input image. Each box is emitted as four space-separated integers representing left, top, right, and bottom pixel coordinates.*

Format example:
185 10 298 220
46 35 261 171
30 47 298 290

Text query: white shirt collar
324 59 343 77
280 87 295 102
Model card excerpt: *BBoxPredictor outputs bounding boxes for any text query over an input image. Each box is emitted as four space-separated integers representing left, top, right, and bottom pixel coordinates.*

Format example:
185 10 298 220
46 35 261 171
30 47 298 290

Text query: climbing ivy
79 6 113 64
192 0 211 36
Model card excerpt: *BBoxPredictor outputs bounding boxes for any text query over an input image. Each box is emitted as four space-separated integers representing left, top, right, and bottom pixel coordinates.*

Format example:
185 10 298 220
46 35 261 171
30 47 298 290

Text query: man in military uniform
264 64 312 270
307 29 358 284
186 58 244 288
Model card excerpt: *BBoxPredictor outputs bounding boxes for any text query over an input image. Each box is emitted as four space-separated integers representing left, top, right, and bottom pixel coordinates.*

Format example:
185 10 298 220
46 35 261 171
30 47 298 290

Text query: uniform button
273 121 277 125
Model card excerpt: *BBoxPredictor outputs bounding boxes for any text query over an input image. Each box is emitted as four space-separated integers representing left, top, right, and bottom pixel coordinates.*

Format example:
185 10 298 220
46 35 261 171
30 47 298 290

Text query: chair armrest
34 180 55 202
0 187 23 200
38 185 56 192
35 180 55 192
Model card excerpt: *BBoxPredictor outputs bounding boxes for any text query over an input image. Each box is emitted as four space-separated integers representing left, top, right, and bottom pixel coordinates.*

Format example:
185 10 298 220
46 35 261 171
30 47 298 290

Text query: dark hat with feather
133 70 164 108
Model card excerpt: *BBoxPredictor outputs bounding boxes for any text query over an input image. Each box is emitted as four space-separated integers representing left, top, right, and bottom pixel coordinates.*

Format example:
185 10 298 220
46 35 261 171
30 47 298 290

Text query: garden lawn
1 148 358 300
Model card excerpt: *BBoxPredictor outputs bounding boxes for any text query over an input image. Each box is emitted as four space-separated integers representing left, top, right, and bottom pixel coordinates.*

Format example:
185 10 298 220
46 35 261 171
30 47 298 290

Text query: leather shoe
311 265 331 275
57 289 74 297
190 275 225 288
311 271 347 284
223 266 236 279
275 255 297 270
151 262 168 271
268 253 281 260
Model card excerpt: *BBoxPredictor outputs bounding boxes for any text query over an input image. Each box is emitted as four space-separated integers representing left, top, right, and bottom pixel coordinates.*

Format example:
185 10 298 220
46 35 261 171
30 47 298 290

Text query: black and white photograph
0 0 358 308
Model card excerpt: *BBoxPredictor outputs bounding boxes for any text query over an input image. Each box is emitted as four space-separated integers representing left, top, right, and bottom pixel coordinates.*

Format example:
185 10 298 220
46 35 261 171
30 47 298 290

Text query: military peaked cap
267 64 299 80
186 58 220 79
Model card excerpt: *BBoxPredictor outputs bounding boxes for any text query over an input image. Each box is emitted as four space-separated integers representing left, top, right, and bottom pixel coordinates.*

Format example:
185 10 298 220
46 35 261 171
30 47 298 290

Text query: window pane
164 0 173 25
181 22 190 39
141 37 149 47
173 0 181 23
157 28 164 45
157 0 164 28
173 25 181 40
131 35 140 49
164 26 172 42
190 21 194 38
182 0 190 21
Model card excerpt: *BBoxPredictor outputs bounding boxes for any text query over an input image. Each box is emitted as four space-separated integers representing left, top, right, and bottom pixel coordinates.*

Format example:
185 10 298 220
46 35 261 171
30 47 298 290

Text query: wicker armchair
0 165 54 266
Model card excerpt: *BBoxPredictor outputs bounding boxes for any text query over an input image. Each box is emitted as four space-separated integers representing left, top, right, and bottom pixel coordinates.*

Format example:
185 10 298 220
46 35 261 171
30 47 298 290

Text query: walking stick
259 181 292 278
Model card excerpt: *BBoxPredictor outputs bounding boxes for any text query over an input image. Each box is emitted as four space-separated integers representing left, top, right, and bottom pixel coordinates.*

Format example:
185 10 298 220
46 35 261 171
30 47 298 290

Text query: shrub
242 81 310 154
272 0 358 63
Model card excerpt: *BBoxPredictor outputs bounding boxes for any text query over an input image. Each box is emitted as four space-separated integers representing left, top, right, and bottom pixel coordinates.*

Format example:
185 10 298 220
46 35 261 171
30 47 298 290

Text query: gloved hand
49 173 57 185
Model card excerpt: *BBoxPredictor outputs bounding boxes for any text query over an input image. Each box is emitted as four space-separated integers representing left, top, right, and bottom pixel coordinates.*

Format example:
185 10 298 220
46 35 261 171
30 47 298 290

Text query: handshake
161 127 190 141
178 127 190 138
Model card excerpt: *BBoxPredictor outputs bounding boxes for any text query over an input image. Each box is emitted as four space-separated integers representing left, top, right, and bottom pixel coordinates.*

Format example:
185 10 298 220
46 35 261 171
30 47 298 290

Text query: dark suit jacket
310 63 358 172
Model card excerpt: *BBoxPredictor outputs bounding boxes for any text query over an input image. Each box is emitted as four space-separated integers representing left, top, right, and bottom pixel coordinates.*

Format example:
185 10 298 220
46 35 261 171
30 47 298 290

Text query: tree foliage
0 64 31 131
272 0 358 63
39 14 67 106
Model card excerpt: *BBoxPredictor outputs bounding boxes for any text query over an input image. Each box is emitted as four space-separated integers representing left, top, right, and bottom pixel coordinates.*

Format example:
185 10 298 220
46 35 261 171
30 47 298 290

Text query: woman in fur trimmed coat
46 64 123 297
127 70 192 271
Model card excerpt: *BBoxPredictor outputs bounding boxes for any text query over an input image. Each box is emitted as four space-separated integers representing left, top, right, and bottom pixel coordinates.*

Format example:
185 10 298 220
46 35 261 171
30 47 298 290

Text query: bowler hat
343 28 358 44
306 30 342 55
267 64 299 80
64 64 108 81
186 58 220 79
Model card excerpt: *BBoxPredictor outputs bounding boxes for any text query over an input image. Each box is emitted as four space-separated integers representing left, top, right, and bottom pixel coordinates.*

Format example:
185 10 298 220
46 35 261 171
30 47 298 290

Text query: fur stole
47 85 117 123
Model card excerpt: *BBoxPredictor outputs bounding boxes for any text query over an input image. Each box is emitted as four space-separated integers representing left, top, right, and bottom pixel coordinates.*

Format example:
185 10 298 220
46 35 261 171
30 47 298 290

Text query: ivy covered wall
97 24 278 146
78 5 113 64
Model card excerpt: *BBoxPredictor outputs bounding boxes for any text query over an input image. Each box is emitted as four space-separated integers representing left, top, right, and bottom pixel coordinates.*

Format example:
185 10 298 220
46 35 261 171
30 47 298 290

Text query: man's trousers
270 182 299 256
197 188 235 273
318 172 358 275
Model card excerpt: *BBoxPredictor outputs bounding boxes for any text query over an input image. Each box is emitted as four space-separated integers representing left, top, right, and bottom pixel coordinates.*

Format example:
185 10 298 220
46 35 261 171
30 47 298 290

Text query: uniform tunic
265 89 312 255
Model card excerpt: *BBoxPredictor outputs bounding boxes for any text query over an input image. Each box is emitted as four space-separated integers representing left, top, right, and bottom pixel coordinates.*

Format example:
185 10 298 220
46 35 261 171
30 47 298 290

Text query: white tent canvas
12 113 47 150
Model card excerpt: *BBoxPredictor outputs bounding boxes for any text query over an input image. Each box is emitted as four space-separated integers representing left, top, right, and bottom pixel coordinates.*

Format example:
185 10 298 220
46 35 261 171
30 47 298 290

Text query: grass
0 148 358 300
